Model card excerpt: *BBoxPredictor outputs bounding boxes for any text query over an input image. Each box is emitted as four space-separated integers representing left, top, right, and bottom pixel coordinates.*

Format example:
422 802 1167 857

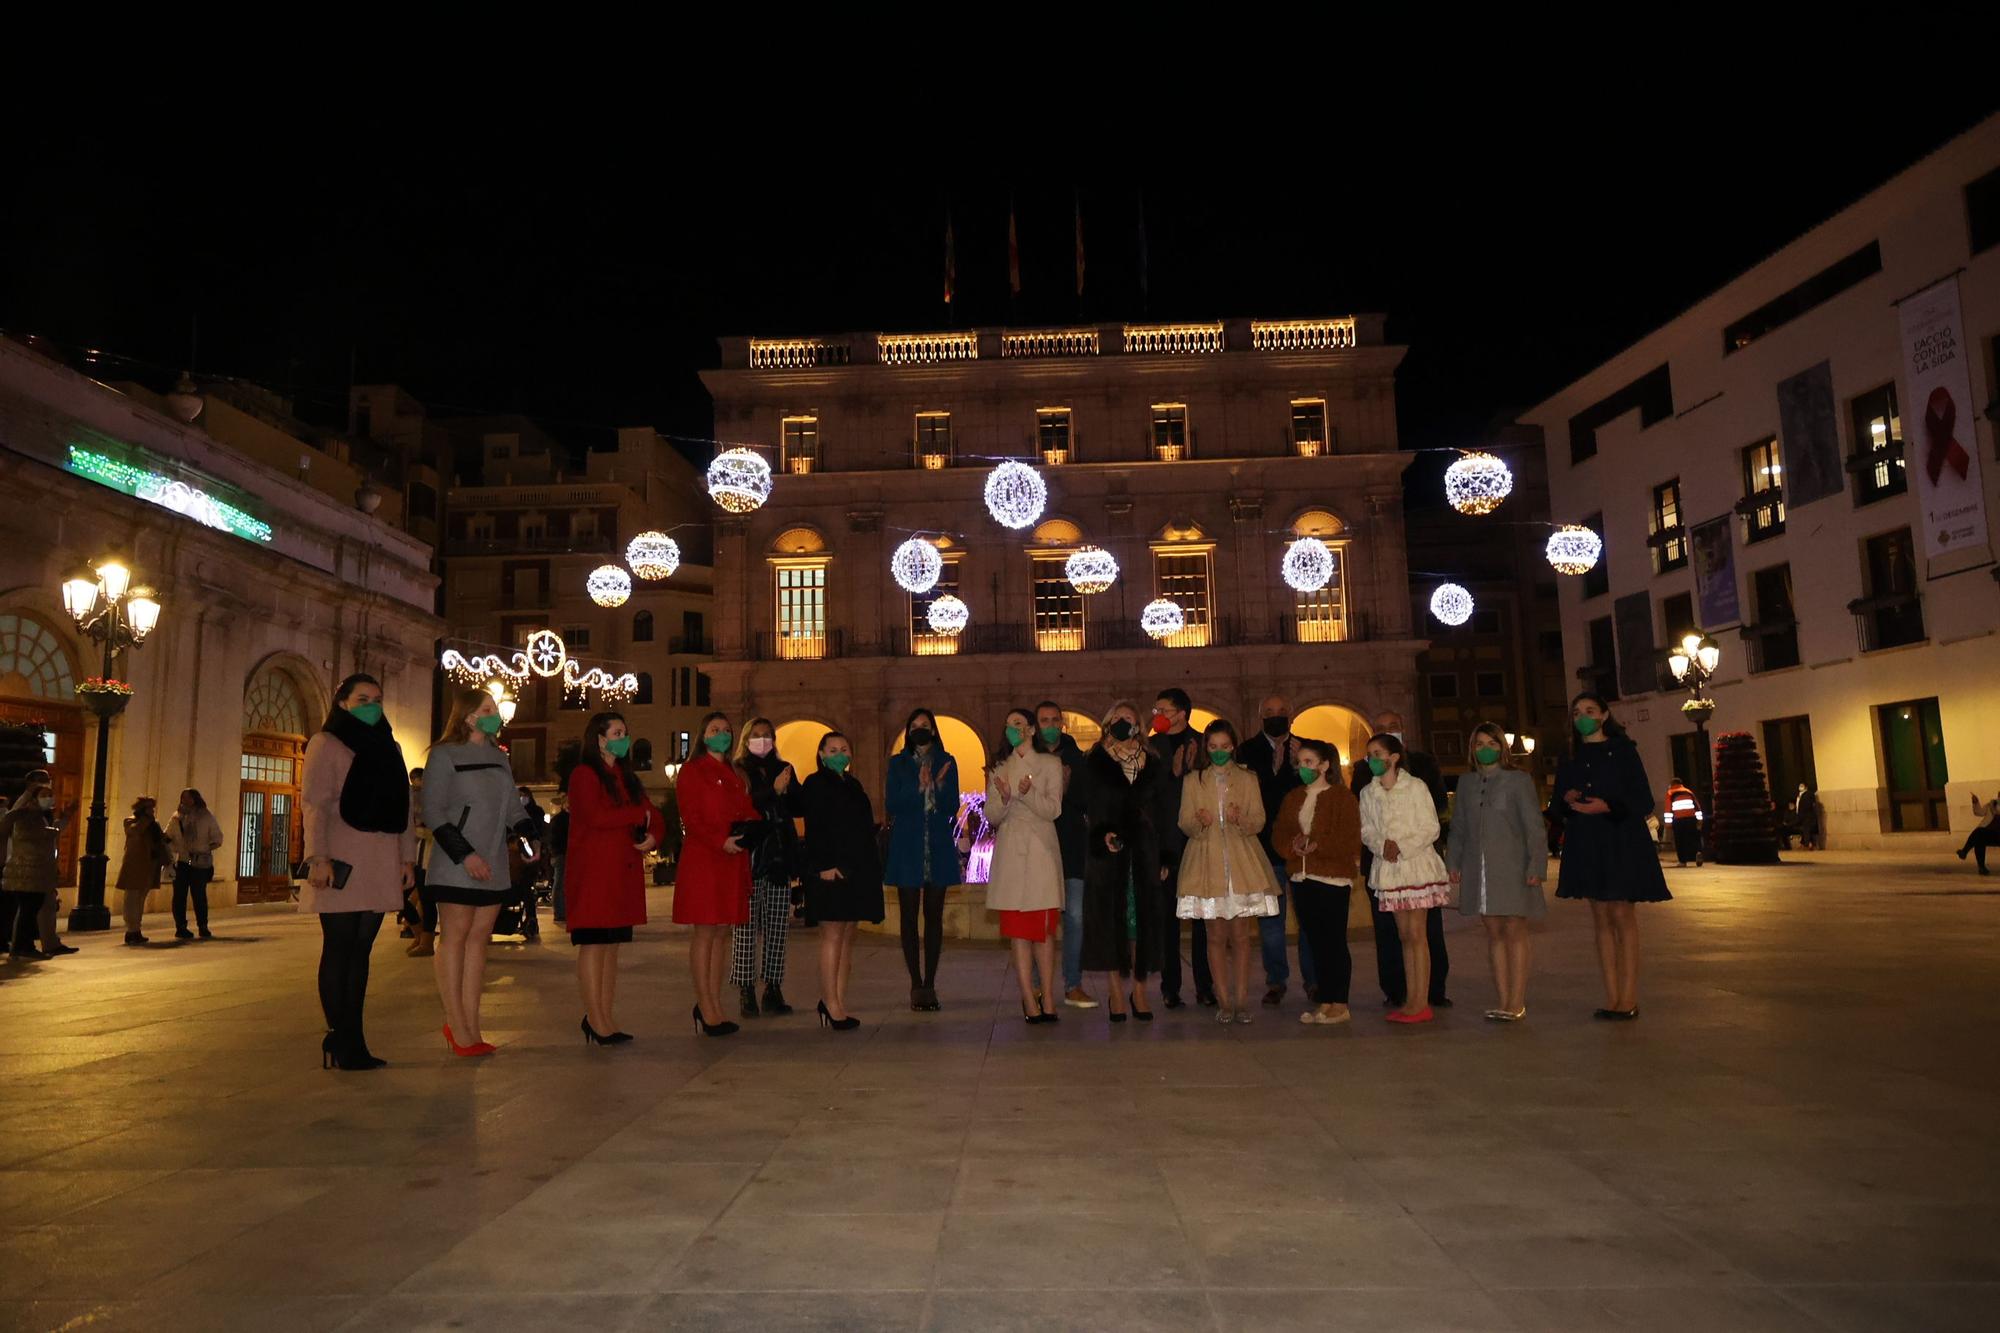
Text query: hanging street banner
1897 276 1992 578
1689 515 1741 630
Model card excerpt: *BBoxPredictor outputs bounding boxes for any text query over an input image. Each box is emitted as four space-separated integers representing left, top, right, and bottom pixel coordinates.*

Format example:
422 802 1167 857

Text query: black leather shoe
739 984 761 1018
762 983 793 1015
1196 992 1220 1008
1162 994 1185 1010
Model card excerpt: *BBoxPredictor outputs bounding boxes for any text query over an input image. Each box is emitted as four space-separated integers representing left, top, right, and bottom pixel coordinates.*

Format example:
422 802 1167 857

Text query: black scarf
322 707 410 834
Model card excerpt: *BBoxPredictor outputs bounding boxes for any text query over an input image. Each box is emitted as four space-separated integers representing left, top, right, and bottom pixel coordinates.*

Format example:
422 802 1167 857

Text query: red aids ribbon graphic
1923 386 1971 486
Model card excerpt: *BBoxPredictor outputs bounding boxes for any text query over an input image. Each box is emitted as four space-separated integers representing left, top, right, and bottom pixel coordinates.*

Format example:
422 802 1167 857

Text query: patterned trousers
731 877 790 987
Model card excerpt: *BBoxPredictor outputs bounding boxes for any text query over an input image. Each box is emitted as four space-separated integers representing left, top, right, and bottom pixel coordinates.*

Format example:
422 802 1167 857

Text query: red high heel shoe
443 1023 490 1056
1386 1007 1435 1024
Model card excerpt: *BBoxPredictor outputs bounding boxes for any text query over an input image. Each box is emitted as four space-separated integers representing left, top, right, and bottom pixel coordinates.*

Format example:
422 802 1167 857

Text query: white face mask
1386 731 1403 744
746 737 775 757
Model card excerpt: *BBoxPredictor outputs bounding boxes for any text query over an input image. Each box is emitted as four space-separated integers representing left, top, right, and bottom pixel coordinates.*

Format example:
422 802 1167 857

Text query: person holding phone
3 778 71 960
422 688 543 1056
564 711 663 1043
1552 692 1670 1020
301 673 417 1071
1079 700 1164 1021
794 731 883 1029
675 710 757 1036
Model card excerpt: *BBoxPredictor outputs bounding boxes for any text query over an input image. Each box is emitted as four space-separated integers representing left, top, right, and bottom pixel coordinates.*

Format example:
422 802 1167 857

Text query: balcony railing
751 630 846 662
1737 620 1800 673
872 613 1371 659
748 337 850 368
444 534 618 557
1848 592 1924 653
878 332 977 365
1001 328 1100 358
1122 322 1224 355
1251 318 1357 351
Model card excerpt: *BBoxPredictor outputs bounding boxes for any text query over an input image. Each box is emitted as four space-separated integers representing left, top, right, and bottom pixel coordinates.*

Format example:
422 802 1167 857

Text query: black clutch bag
327 859 354 890
729 819 769 844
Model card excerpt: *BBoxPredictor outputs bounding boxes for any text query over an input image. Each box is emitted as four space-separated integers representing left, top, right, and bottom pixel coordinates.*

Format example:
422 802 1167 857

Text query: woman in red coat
566 711 664 1045
676 710 757 1036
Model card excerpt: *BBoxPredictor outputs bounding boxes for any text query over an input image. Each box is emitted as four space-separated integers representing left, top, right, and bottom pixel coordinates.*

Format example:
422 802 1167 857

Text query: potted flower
1680 697 1717 724
76 676 135 718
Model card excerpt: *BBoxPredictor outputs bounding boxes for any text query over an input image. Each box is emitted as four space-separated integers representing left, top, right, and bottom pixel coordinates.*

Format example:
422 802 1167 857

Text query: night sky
7 99 1995 489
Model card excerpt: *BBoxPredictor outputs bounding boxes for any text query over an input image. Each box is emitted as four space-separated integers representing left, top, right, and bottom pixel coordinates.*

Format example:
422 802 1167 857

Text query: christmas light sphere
891 537 944 594
1545 524 1603 576
926 594 969 636
982 459 1047 530
586 564 632 608
1140 598 1185 640
1281 537 1335 592
625 531 680 580
1444 450 1514 516
1429 582 1475 627
1064 545 1118 594
706 447 773 514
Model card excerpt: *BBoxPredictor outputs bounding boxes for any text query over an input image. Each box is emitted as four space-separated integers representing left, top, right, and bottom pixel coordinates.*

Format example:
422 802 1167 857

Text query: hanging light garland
707 447 773 513
563 659 639 704
1064 545 1118 594
1429 582 1475 626
983 459 1047 530
586 564 632 608
625 531 680 580
1545 524 1603 576
890 537 944 594
1443 450 1514 516
926 594 969 636
1140 598 1185 640
1281 537 1335 592
441 647 530 687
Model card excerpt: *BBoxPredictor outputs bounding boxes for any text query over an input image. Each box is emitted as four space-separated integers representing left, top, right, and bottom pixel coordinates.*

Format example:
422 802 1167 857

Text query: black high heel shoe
322 1033 382 1071
581 1016 612 1046
692 1004 740 1037
817 1000 860 1032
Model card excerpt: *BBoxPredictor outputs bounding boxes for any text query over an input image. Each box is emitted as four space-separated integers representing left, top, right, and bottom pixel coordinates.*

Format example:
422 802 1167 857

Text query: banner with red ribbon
1896 276 1991 577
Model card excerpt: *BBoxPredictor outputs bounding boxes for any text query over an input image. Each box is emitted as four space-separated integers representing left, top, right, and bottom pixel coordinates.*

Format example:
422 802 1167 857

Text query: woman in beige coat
985 707 1066 1023
116 796 171 945
1177 720 1280 1024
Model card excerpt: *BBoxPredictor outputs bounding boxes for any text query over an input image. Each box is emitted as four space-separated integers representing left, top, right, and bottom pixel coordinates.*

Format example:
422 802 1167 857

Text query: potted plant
76 676 135 718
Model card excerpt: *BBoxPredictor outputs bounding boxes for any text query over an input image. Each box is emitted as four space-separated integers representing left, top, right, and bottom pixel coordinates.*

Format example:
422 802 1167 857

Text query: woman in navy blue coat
883 708 961 1011
1552 691 1670 1021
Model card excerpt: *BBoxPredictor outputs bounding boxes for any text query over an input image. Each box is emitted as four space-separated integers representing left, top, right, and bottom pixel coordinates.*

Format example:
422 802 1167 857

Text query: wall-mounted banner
1775 360 1843 509
66 441 274 544
1690 515 1741 630
1896 276 1991 577
1613 590 1658 699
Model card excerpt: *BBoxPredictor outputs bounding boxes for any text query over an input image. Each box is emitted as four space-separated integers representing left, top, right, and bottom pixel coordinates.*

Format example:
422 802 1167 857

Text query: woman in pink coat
301 673 417 1071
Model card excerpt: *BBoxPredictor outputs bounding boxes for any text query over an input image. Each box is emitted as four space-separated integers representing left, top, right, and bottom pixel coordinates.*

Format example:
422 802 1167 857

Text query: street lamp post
60 557 163 932
1668 633 1722 847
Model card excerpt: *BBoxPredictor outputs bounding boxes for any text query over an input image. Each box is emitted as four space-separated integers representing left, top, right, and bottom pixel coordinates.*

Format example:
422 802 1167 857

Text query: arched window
244 667 310 736
633 610 654 642
0 613 77 700
635 671 654 705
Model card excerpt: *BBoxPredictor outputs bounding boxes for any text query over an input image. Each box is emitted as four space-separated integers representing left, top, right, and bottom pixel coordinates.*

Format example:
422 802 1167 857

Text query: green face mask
348 701 383 726
1473 745 1501 766
1574 715 1602 736
604 735 632 759
1209 749 1232 768
1005 725 1025 748
1039 725 1062 745
823 753 850 773
705 731 733 754
1296 765 1319 786
1367 757 1389 777
475 713 504 736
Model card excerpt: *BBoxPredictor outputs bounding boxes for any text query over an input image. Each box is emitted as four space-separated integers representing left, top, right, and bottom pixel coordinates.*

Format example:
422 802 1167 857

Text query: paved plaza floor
1 850 1996 1331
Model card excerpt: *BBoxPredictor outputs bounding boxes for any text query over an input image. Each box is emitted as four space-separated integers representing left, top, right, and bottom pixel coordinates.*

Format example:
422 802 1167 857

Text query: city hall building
1520 115 2000 848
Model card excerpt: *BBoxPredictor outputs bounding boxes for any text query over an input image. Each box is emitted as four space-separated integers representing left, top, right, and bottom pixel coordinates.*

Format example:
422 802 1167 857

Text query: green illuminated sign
67 445 274 543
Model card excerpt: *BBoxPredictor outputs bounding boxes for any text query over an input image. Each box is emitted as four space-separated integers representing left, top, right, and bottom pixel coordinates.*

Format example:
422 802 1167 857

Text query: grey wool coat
421 741 534 891
1446 766 1548 919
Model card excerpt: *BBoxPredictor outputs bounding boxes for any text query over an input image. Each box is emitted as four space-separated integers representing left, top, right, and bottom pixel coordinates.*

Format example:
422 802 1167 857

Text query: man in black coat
1148 687 1214 1007
1036 700 1097 1009
1234 694 1316 1006
1351 709 1451 1008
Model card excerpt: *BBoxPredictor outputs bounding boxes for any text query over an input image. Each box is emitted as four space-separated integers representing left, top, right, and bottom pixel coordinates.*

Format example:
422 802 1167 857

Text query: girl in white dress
1358 732 1450 1025
1176 721 1280 1024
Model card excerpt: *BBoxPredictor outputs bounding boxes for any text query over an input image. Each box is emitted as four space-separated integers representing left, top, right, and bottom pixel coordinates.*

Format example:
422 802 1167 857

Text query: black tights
898 884 946 987
318 911 384 1055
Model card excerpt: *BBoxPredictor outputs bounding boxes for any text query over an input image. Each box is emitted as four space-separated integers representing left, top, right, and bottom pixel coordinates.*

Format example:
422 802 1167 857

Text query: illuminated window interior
1152 546 1214 647
1290 399 1328 457
1031 554 1085 651
1290 510 1347 643
1151 404 1188 461
1037 408 1073 464
1650 478 1686 572
773 559 829 659
915 412 953 469
1742 437 1786 541
782 415 821 475
909 553 962 656
1850 383 1907 504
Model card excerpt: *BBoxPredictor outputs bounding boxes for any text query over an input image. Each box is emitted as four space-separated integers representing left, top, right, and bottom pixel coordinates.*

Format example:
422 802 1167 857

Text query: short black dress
1552 737 1672 903
794 769 885 923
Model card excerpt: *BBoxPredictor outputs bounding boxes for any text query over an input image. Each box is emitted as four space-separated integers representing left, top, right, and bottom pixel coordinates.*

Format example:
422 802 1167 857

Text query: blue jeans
1061 877 1085 991
1260 871 1317 992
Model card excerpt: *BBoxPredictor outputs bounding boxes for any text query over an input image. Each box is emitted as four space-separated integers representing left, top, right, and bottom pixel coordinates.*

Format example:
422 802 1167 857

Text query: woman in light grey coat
422 687 539 1057
1447 722 1548 1022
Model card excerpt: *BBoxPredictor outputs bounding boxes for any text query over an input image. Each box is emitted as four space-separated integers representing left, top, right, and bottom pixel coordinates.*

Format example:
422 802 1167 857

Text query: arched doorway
1292 703 1373 779
773 719 832 780
238 662 313 902
890 713 985 884
0 611 84 884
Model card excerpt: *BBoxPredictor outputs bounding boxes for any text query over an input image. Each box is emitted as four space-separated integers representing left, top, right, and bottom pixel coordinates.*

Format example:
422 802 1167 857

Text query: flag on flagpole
1074 193 1085 298
944 211 956 307
1136 192 1149 312
1008 199 1021 298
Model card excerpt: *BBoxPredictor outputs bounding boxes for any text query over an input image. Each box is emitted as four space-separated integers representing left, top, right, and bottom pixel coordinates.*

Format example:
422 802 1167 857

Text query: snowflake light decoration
1064 546 1118 594
587 564 632 607
1281 537 1335 592
926 594 969 636
1545 524 1603 576
982 460 1047 530
1443 451 1514 516
1141 598 1185 640
891 537 944 594
706 447 773 513
625 531 680 580
524 629 568 678
1429 583 1475 627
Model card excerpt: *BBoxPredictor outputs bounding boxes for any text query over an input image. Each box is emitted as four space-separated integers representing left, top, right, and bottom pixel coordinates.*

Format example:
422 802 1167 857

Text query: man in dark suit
1148 687 1214 1008
1234 694 1316 1006
1351 709 1451 1008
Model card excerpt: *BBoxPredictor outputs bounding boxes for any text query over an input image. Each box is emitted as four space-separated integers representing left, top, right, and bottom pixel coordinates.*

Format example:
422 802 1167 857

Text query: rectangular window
1539 630 1564 659
695 672 710 707
1151 404 1189 461
1858 527 1924 650
1293 546 1345 643
1431 730 1463 758
1723 241 1882 354
1474 671 1505 698
1964 164 2000 256
563 625 591 652
914 412 953 469
781 415 821 475
1848 382 1907 505
521 516 546 543
1427 673 1460 699
677 732 691 761
1470 607 1501 635
1152 547 1213 647
773 561 828 659
1290 399 1328 457
469 515 494 541
1567 364 1674 464
1749 564 1799 672
1742 438 1786 542
1037 408 1073 465
909 556 962 656
1031 555 1086 652
1581 513 1609 599
1659 591 1697 689
1586 615 1619 701
573 511 598 539
1650 478 1687 572
1761 715 1818 814
1877 697 1948 831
